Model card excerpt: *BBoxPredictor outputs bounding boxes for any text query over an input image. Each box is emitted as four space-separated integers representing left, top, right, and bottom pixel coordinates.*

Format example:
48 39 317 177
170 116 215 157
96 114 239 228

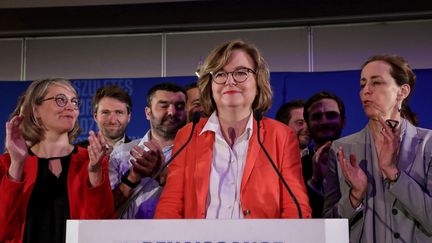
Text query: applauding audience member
323 55 432 242
303 91 346 217
110 83 187 219
0 78 114 243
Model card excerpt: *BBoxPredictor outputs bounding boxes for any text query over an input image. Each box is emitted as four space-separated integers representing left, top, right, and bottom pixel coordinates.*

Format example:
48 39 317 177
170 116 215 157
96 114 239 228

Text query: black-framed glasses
210 68 255 85
41 94 80 109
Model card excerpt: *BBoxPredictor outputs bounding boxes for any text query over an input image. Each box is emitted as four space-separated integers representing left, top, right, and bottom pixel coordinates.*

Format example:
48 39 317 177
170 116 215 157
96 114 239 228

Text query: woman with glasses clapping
0 78 114 243
155 40 311 219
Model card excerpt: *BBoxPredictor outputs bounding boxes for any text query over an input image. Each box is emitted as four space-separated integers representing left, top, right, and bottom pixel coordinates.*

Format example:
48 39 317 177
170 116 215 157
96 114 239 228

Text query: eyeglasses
210 68 255 85
41 94 80 109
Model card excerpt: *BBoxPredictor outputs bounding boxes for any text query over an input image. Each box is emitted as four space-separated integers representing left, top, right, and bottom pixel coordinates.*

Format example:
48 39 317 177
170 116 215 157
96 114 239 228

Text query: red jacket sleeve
0 154 28 242
69 149 116 219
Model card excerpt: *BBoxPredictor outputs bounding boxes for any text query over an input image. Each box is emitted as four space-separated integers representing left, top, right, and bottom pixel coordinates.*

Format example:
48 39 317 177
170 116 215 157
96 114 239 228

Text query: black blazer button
394 232 400 239
392 209 398 215
243 209 251 216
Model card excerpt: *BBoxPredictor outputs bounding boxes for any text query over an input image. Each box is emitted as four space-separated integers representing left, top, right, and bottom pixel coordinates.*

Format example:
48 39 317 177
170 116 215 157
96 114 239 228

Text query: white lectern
67 219 348 243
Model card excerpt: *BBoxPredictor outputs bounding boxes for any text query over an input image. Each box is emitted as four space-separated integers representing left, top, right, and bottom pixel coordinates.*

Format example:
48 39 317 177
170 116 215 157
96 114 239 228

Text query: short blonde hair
20 78 81 146
197 39 273 117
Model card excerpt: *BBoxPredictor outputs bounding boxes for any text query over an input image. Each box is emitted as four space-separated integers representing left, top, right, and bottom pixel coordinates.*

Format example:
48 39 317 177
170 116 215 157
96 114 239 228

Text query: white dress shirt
202 111 253 219
109 130 173 219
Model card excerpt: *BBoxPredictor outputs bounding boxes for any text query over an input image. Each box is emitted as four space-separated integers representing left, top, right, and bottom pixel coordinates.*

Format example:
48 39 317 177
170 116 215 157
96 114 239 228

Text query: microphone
119 112 201 218
152 111 201 177
253 110 303 218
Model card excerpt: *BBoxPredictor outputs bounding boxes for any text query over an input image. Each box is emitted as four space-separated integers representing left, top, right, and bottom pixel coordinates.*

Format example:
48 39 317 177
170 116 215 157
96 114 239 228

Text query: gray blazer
323 119 432 243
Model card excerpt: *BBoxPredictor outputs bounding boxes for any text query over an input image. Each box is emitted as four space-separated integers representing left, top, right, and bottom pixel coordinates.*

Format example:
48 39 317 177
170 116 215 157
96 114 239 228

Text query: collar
199 111 253 140
139 129 173 152
113 134 128 147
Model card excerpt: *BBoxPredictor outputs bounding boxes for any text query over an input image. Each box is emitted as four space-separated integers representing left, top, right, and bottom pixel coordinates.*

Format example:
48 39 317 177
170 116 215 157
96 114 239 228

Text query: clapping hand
129 141 164 181
311 141 332 186
376 115 401 180
88 130 106 187
6 115 28 181
338 147 367 208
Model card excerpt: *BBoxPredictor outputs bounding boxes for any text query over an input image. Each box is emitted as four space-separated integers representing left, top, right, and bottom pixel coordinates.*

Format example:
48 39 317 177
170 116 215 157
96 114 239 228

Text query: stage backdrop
1 69 431 153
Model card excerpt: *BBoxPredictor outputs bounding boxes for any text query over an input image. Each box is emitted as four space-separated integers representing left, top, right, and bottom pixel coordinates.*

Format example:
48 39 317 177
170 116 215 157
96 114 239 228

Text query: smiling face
35 84 79 135
360 60 409 120
186 87 203 122
288 107 310 149
94 97 131 142
307 98 344 145
211 49 257 113
145 90 187 140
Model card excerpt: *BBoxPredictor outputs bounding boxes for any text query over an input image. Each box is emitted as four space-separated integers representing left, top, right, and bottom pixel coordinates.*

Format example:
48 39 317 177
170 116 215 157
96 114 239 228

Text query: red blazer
0 146 115 243
155 117 311 219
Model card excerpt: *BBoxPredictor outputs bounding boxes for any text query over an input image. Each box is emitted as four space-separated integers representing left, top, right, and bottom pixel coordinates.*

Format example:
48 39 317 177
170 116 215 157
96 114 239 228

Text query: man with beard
303 91 346 217
77 85 132 154
110 83 187 219
276 99 310 157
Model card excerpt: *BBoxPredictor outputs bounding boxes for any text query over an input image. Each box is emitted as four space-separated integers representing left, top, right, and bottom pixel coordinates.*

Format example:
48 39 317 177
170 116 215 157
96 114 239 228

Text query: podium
66 219 348 243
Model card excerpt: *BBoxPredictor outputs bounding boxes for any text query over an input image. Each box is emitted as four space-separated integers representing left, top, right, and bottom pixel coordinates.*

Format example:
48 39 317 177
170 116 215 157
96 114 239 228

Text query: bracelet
121 170 141 189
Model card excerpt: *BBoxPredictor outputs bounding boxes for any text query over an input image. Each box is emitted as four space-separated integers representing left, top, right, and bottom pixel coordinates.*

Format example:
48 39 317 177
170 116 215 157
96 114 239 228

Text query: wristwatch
121 170 141 188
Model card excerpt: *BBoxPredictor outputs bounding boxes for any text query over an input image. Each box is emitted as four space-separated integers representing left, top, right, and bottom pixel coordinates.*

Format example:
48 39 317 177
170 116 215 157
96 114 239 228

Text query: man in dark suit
302 91 346 217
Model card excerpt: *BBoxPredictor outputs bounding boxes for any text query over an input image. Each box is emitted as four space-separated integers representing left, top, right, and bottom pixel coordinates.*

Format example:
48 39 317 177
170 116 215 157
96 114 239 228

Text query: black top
23 147 77 243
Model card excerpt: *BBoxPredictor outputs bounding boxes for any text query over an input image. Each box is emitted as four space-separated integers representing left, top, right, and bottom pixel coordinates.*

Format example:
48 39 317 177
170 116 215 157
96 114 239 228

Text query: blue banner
1 70 431 153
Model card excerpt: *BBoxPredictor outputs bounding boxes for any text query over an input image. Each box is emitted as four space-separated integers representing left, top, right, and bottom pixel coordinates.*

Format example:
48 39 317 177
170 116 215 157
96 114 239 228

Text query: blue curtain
1 69 431 152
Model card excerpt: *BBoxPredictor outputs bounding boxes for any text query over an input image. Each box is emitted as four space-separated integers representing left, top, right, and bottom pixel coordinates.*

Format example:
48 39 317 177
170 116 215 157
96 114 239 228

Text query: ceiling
1 0 432 37
0 0 191 8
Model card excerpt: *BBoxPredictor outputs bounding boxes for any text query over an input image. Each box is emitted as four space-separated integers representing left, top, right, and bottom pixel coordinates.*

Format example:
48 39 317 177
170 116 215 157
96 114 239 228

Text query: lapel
398 120 421 172
241 118 264 194
194 126 214 213
357 126 368 162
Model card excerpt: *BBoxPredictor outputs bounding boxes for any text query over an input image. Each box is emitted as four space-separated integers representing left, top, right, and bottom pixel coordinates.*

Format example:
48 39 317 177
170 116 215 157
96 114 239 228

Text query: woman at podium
155 40 311 219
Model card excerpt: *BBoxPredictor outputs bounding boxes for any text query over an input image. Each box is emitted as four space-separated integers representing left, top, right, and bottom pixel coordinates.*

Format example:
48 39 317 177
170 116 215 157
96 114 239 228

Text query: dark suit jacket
301 149 324 218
